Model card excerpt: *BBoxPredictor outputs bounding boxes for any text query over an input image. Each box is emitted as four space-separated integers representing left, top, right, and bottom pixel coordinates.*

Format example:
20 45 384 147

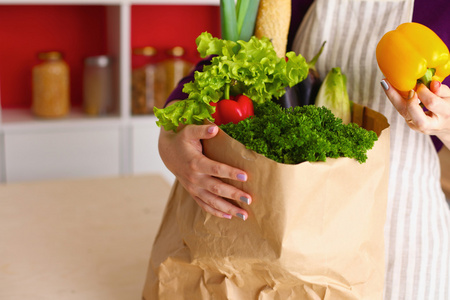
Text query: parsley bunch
220 101 378 164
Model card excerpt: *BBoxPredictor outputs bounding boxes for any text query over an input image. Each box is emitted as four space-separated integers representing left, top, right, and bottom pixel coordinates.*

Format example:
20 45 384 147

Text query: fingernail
237 173 247 181
222 213 232 219
236 213 246 221
380 79 389 91
240 196 251 205
408 89 415 100
207 126 216 134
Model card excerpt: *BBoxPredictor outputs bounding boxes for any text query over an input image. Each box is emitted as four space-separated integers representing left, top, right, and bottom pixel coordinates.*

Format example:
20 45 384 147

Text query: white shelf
0 0 122 4
1 108 122 133
0 0 219 4
129 0 218 4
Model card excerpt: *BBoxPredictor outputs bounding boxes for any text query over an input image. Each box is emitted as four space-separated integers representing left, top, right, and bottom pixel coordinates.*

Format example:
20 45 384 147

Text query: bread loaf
254 0 291 57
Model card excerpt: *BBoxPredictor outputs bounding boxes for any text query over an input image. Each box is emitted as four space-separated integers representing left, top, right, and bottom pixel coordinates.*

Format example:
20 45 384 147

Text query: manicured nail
222 213 232 219
380 79 389 91
237 173 247 181
207 126 216 134
408 89 415 100
436 81 442 89
236 213 246 221
240 196 251 205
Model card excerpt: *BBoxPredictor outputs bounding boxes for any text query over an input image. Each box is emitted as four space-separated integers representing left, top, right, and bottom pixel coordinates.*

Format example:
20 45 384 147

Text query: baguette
254 0 291 57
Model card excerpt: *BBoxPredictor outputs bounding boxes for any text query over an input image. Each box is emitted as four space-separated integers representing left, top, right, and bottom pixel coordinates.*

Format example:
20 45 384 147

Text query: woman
157 0 450 298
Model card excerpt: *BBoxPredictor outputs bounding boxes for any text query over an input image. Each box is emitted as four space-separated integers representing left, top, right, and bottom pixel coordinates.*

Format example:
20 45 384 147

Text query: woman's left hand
381 79 450 147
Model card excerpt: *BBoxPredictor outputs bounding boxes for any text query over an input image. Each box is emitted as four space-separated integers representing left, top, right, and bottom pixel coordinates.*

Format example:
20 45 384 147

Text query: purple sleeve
413 0 450 151
287 0 315 51
164 57 213 107
413 0 450 88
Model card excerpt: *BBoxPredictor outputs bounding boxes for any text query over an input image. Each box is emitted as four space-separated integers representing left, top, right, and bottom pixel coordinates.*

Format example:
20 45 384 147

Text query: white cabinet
131 117 175 183
4 124 121 182
0 0 218 183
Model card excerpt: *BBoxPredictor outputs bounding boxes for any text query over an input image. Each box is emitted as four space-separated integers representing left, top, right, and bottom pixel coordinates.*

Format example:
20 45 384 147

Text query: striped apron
291 0 450 299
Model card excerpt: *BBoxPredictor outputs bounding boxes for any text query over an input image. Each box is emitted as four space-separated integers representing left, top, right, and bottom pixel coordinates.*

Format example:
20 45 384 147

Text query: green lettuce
154 32 309 131
315 67 352 124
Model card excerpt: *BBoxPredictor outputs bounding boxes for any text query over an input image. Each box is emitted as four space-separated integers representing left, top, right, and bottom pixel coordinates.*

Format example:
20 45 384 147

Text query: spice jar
83 55 114 116
160 46 194 105
131 46 164 115
32 51 70 118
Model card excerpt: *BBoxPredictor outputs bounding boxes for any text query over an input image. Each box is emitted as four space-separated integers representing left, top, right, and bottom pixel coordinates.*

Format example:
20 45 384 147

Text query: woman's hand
158 123 252 221
381 79 450 148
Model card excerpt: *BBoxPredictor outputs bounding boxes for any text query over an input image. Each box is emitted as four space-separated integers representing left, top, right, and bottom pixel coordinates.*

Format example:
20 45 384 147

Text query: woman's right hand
158 123 252 220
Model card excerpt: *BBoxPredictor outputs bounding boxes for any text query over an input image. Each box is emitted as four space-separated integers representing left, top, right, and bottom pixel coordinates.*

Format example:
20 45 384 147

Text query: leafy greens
220 100 378 164
154 32 309 131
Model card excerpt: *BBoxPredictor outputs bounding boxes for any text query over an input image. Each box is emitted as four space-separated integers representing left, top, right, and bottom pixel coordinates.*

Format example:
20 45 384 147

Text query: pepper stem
224 82 230 100
418 68 436 88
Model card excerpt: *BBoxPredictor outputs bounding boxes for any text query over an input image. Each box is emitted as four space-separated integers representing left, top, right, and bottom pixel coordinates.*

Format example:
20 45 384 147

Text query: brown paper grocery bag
143 104 390 300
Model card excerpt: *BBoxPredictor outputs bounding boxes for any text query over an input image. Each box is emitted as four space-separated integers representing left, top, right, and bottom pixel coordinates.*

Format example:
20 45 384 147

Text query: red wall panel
0 5 108 109
131 5 221 63
0 5 220 109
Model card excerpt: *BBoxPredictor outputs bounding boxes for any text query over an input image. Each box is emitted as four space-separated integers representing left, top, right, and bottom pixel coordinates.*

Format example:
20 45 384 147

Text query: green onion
220 0 238 41
236 0 260 42
221 0 260 42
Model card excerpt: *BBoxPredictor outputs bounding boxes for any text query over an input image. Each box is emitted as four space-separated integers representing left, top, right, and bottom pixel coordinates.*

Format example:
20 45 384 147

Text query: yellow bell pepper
376 22 450 93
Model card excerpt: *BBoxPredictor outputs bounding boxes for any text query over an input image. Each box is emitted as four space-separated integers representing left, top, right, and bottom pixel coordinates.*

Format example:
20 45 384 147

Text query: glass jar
32 51 70 118
160 46 194 106
131 46 164 115
83 55 114 116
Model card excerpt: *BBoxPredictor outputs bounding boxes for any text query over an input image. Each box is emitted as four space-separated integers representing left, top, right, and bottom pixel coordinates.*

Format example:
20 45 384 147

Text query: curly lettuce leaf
196 32 238 58
156 32 309 131
154 100 214 131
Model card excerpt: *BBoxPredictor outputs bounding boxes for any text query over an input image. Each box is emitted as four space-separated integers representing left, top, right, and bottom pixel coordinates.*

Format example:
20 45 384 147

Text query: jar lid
133 46 157 56
38 51 63 60
168 46 185 57
84 55 112 67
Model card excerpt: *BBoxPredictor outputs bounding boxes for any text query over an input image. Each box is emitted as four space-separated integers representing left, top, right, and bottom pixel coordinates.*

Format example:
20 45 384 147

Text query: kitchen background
0 0 220 184
0 0 449 203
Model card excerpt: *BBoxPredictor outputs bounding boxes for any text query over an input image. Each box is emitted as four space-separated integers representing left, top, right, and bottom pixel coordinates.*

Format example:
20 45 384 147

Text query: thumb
183 124 219 140
430 80 450 97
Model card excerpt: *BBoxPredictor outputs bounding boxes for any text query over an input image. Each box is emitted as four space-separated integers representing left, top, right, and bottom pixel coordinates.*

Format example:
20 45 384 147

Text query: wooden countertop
0 175 173 300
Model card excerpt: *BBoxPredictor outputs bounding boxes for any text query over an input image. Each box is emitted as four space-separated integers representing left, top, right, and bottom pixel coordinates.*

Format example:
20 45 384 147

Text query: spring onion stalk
221 0 260 42
236 0 260 41
220 0 238 41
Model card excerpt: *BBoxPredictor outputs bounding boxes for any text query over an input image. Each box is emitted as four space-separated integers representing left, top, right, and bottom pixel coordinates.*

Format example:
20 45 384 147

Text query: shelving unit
0 0 220 183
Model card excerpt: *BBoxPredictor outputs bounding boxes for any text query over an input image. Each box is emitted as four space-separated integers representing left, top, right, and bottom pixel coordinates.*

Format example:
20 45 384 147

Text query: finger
404 90 432 130
380 79 410 118
192 195 233 219
193 192 249 220
193 154 249 184
202 176 252 205
430 80 441 94
430 80 450 97
416 83 446 113
182 124 218 140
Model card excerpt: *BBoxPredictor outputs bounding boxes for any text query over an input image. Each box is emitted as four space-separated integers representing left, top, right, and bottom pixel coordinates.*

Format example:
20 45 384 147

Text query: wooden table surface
0 175 173 300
